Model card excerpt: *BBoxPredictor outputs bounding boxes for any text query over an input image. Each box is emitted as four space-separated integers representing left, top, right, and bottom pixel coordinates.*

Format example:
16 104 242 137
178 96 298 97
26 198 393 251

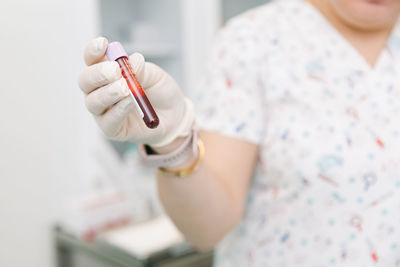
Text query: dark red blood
116 57 159 129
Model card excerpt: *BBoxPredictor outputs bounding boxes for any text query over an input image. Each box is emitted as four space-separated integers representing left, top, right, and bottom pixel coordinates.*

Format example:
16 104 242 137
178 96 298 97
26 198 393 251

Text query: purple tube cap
106 42 128 61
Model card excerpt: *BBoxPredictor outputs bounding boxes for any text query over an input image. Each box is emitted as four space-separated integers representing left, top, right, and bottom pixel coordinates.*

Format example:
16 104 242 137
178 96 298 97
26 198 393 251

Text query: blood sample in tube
106 42 159 129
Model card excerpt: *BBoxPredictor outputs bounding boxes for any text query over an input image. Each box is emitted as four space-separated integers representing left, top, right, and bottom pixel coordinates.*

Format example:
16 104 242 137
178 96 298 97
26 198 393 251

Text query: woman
78 0 400 265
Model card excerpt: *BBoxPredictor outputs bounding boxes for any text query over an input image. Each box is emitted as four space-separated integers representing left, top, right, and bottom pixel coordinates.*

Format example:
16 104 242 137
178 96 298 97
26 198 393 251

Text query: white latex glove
78 37 195 147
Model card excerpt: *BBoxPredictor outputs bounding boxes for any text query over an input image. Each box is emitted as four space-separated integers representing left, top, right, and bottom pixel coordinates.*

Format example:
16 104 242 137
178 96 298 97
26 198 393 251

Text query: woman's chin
331 0 400 31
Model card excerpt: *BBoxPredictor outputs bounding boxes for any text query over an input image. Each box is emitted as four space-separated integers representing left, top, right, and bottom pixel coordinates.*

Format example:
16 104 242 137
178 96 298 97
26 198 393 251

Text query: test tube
106 42 159 129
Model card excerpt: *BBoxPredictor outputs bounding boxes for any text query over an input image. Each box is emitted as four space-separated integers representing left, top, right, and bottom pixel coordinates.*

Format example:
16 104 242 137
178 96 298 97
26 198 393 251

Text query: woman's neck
308 0 395 67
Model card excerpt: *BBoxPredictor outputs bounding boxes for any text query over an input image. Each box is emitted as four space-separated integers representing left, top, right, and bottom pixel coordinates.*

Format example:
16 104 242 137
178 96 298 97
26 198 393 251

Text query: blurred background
0 0 270 266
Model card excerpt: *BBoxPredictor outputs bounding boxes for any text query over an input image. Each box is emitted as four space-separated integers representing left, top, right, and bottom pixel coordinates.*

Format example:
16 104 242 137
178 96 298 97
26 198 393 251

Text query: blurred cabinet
98 0 220 93
54 226 213 267
222 0 271 22
97 0 271 93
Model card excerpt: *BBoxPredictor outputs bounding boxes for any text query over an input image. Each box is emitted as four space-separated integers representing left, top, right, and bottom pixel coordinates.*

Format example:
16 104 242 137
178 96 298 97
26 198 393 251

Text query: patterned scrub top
192 0 400 266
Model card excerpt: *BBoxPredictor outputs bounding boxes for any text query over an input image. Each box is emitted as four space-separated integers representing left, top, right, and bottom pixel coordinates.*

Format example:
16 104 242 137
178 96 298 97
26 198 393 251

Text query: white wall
0 0 227 265
0 0 100 266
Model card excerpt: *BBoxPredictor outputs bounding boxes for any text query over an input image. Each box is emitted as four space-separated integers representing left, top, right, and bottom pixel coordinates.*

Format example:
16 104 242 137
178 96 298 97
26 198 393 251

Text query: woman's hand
77 37 194 147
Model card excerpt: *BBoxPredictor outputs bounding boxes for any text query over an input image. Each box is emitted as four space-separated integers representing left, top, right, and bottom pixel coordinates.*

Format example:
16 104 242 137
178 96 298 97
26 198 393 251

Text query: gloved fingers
85 78 130 115
129 53 183 108
95 97 135 138
137 62 183 108
78 61 121 94
131 59 164 89
84 37 108 66
129 53 169 90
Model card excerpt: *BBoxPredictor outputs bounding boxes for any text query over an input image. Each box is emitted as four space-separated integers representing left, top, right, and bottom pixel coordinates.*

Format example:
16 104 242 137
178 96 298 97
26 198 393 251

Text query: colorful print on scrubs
193 0 400 266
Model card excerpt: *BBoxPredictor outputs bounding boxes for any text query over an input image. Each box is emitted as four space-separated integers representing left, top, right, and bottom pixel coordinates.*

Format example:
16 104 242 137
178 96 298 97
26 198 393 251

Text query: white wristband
139 127 199 169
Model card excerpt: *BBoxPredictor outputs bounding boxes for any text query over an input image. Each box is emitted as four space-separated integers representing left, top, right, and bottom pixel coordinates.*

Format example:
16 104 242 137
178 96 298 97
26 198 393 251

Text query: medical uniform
194 0 400 266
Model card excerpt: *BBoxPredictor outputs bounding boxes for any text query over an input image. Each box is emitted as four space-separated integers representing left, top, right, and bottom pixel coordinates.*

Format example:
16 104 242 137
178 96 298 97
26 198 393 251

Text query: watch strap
139 128 198 168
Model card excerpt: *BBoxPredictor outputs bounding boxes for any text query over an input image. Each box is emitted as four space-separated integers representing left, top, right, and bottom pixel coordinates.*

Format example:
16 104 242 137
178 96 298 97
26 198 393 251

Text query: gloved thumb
84 37 108 66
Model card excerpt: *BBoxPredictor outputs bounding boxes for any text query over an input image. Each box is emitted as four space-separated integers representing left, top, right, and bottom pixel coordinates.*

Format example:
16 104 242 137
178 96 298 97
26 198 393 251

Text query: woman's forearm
152 131 258 250
157 159 244 250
